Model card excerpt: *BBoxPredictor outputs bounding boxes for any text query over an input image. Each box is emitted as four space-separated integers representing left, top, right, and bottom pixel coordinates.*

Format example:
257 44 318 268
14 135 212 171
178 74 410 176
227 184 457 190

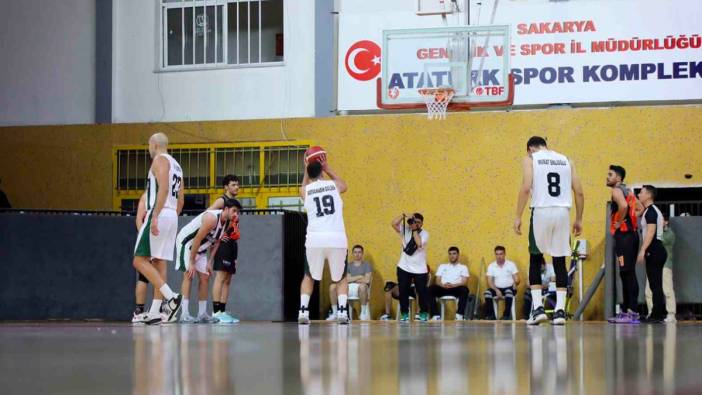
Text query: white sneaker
664 314 677 323
430 315 442 321
298 309 310 325
326 312 338 321
379 314 391 321
180 313 196 324
455 314 464 321
337 311 349 325
196 314 219 324
134 312 161 325
360 311 371 321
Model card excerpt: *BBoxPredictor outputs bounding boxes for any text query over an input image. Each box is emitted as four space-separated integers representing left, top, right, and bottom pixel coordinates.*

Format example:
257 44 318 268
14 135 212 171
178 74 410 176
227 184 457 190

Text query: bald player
132 132 185 325
515 136 584 326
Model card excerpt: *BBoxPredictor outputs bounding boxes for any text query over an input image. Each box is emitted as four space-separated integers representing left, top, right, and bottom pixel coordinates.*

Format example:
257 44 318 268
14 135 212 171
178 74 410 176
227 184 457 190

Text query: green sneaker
399 312 410 322
418 312 429 322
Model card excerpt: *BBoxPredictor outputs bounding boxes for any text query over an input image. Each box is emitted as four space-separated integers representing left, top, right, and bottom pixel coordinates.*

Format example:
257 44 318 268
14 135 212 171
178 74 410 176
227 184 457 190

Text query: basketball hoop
418 87 455 120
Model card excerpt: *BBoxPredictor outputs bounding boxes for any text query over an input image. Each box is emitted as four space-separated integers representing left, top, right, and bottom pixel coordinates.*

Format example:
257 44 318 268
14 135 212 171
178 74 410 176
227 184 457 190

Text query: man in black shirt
637 185 668 324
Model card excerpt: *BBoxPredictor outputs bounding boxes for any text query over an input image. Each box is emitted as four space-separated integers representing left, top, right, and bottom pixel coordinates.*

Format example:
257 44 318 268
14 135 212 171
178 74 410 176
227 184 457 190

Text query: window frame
158 0 285 71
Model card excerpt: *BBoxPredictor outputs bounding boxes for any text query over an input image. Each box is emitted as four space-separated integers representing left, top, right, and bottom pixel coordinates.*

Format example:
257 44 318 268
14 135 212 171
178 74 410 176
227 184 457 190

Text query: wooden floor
0 321 699 395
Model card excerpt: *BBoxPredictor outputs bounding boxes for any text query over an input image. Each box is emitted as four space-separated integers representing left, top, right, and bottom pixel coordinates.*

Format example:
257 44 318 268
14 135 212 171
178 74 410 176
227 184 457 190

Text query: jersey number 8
546 172 561 197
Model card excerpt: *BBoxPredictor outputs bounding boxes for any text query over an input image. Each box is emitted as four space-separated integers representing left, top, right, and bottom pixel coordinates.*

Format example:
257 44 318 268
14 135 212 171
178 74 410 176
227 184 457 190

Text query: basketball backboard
376 25 513 111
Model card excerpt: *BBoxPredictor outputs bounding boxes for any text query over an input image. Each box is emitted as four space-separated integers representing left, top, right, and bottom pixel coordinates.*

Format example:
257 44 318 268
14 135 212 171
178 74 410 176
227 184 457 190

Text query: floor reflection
0 320 693 394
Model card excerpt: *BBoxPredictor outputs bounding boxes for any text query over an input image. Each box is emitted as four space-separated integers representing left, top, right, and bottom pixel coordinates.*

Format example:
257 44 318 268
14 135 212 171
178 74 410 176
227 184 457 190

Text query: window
263 145 306 187
113 141 310 211
161 0 284 70
215 146 260 187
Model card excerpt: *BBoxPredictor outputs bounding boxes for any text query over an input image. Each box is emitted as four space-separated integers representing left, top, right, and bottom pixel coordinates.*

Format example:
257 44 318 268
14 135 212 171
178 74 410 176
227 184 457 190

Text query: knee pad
553 256 567 288
483 290 494 299
529 254 544 286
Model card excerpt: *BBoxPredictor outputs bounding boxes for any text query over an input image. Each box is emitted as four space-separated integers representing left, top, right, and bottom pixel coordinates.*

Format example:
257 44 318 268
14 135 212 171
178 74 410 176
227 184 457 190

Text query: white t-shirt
487 260 519 289
531 150 572 208
436 263 469 285
397 228 429 274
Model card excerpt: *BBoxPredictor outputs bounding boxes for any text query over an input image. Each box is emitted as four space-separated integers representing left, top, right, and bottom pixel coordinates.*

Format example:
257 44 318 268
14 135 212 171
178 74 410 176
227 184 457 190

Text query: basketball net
418 87 455 120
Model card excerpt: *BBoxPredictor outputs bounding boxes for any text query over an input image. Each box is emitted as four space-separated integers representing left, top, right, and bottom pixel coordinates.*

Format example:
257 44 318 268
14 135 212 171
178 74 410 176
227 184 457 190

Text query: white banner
338 0 702 111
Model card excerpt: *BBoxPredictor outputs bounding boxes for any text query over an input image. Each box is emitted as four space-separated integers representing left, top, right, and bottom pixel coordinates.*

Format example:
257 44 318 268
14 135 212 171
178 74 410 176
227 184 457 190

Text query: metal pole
573 262 606 320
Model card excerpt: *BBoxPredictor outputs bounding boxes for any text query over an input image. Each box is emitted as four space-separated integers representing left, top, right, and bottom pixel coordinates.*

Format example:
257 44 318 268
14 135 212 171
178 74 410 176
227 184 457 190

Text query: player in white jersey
132 132 185 325
514 136 584 325
176 199 238 323
298 159 349 325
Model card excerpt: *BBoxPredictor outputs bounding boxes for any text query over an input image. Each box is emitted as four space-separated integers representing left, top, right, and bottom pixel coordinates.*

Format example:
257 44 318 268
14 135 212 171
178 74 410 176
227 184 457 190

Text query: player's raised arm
514 156 533 235
150 155 170 235
322 160 347 194
570 160 584 236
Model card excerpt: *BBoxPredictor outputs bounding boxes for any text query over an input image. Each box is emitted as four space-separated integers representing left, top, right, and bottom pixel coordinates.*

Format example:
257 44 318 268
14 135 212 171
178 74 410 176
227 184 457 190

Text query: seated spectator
429 246 470 321
379 264 432 320
523 257 556 319
483 246 520 320
328 245 372 321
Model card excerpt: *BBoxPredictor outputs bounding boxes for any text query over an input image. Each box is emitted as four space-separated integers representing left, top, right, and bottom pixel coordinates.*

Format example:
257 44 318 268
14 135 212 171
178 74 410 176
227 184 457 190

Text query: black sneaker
165 294 183 323
552 309 567 325
641 315 665 324
500 315 512 321
527 307 548 325
484 315 497 321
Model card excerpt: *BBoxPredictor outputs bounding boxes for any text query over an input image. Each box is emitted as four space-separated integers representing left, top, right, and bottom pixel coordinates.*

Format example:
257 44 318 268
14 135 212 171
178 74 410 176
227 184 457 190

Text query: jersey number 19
313 195 335 217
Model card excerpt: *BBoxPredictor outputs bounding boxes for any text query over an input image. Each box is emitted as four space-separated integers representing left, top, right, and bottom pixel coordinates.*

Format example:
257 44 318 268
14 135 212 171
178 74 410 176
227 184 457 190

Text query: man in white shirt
391 212 430 322
483 246 520 320
522 257 557 319
429 247 470 321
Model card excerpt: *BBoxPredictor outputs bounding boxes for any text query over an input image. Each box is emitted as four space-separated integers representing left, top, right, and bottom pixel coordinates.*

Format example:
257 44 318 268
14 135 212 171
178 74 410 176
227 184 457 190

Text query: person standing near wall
606 165 642 324
209 175 242 324
132 192 152 323
514 136 584 326
176 199 238 323
298 158 350 325
391 212 431 322
132 132 184 325
645 213 677 323
637 185 669 324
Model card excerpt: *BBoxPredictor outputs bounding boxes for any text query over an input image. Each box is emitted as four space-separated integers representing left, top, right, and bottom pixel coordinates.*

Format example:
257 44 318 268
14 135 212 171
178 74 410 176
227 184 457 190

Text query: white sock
198 301 207 316
300 294 310 310
159 284 176 300
556 290 567 311
531 289 543 310
182 299 190 315
149 299 162 315
338 295 348 311
331 305 338 315
362 304 369 314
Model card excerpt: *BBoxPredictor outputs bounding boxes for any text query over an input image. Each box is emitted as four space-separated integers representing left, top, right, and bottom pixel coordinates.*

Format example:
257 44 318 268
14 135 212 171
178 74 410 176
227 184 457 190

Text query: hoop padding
376 74 516 111
418 87 455 120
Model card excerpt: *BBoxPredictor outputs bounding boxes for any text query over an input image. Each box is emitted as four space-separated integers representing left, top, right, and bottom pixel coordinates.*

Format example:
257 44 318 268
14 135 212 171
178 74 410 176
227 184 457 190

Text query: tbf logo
345 40 381 81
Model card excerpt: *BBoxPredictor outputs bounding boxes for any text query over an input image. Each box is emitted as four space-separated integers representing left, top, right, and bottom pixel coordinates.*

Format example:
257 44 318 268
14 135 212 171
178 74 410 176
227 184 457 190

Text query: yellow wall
1 105 701 319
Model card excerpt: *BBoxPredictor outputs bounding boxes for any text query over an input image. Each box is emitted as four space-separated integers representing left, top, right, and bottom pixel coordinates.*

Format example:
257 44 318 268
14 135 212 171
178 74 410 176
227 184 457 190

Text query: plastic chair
439 296 458 320
492 297 516 320
348 279 371 320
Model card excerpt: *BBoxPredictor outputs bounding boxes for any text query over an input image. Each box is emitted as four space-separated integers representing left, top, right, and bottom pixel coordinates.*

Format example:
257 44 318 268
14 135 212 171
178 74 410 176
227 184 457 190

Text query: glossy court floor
0 321 699 395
